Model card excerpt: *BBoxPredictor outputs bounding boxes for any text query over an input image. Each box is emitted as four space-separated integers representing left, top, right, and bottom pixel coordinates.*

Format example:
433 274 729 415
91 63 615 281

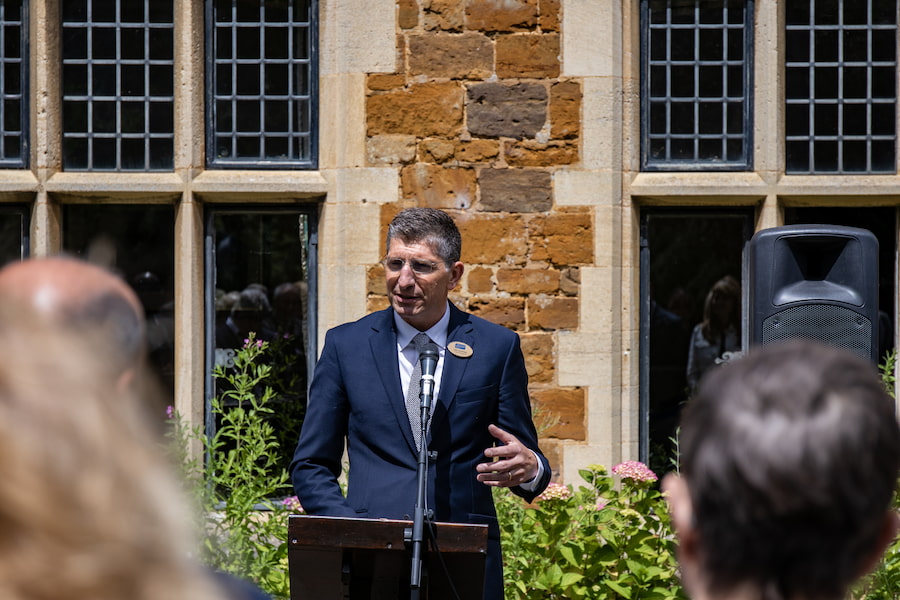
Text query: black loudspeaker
748 224 879 363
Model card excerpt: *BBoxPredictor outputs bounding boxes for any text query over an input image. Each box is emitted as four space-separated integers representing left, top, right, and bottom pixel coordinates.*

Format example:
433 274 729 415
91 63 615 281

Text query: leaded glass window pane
0 0 26 168
206 207 315 496
642 0 753 170
208 0 317 169
785 0 898 174
61 0 175 171
63 204 176 395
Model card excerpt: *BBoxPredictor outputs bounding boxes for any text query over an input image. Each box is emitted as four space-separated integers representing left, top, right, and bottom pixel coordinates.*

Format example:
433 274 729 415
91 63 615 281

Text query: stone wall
362 0 590 475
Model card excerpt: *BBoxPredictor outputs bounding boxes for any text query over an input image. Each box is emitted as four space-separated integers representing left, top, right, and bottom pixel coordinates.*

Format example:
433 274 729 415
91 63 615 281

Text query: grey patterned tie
405 332 432 450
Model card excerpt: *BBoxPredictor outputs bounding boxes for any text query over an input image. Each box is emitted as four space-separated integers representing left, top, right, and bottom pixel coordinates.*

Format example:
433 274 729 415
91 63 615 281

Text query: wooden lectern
288 514 488 600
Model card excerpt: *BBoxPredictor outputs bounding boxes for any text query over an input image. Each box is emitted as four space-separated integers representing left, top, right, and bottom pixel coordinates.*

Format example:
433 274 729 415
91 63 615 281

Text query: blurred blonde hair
0 304 222 600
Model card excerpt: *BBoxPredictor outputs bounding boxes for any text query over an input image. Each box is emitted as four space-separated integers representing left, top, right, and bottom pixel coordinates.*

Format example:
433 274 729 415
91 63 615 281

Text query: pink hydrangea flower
282 496 304 513
612 461 658 482
537 482 572 502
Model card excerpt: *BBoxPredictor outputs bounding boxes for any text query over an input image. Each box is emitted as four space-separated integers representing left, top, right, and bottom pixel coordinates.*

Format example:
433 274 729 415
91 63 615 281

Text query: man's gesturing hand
475 424 538 488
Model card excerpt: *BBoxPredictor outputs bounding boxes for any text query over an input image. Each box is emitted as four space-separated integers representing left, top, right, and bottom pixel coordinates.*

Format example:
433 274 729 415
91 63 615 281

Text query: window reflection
208 208 312 495
0 206 27 266
63 204 176 397
642 210 751 474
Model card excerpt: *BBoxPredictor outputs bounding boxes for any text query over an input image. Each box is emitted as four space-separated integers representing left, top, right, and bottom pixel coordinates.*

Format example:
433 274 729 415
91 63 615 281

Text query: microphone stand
409 348 438 600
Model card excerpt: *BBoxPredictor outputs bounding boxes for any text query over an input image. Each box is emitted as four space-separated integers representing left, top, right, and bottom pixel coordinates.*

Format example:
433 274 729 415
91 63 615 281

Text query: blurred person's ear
115 367 136 396
662 474 696 545
662 474 704 594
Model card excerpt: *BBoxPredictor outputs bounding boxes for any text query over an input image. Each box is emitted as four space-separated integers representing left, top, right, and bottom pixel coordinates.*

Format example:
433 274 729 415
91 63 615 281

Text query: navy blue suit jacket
290 304 551 598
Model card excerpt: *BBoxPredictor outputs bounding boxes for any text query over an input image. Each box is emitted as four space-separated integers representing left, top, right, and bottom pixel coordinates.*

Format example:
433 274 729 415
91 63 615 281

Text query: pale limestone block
45 172 184 196
320 199 383 265
367 135 418 165
173 196 205 447
562 443 619 486
30 193 60 256
618 379 640 445
0 170 38 194
31 0 61 173
557 333 612 386
320 73 368 169
620 204 639 270
562 266 619 336
594 206 622 269
758 195 781 231
585 380 622 446
581 77 622 170
561 0 620 78
320 0 396 76
754 0 782 175
189 170 328 199
173 0 204 173
316 263 369 355
553 169 621 206
324 167 400 205
628 171 769 200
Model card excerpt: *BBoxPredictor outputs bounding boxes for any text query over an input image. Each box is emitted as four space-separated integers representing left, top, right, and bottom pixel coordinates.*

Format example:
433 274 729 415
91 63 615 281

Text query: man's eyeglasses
382 257 444 275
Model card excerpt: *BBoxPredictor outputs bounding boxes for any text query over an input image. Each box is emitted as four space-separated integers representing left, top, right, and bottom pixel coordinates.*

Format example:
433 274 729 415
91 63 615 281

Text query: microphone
418 342 439 411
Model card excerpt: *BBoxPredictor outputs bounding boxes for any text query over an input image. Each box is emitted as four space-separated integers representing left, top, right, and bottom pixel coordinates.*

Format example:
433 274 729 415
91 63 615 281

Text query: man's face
385 238 463 331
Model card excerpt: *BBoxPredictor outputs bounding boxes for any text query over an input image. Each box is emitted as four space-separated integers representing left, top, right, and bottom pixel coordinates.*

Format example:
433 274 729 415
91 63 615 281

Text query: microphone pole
410 343 439 599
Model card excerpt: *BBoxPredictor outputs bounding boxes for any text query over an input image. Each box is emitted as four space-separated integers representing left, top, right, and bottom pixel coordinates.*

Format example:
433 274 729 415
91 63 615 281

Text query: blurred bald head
0 257 146 377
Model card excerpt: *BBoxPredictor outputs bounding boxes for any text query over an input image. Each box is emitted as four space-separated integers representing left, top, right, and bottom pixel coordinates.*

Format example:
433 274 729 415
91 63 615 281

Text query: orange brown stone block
496 267 561 294
531 387 586 440
457 214 529 265
367 82 464 137
528 295 579 330
496 33 560 78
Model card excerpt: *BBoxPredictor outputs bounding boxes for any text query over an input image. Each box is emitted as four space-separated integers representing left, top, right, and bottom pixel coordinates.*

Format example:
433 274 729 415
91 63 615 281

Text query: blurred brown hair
0 303 222 600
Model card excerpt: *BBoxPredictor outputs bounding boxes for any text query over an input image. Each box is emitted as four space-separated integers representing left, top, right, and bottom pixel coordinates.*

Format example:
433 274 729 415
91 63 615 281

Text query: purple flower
612 461 658 482
282 496 304 513
166 405 175 420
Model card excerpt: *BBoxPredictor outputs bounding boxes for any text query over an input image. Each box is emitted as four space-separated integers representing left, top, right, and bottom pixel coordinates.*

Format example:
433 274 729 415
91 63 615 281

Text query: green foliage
254 333 307 496
881 349 897 400
497 464 686 600
853 350 900 600
168 335 300 600
165 346 900 600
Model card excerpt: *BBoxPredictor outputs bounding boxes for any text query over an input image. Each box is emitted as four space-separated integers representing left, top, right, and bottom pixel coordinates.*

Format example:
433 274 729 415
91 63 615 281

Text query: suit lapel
369 309 419 453
429 304 474 435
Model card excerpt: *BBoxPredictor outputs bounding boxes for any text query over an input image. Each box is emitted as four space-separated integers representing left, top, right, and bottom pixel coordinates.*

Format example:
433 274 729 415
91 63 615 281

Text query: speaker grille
761 304 872 360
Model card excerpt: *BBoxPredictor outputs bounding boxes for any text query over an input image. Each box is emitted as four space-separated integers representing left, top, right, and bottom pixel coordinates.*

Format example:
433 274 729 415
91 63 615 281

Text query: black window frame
640 0 755 172
784 0 898 174
0 0 28 169
205 0 319 170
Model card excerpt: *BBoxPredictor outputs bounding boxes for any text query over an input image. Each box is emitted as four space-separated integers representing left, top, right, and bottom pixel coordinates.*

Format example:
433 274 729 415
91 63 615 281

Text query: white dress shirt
393 303 543 490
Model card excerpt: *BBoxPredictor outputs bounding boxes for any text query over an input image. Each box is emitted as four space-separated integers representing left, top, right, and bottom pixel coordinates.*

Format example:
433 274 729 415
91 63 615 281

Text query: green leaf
560 572 584 588
606 579 633 599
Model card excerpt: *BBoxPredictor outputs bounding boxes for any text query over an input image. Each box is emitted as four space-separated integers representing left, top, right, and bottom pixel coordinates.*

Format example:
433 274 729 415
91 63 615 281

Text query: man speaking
290 207 551 600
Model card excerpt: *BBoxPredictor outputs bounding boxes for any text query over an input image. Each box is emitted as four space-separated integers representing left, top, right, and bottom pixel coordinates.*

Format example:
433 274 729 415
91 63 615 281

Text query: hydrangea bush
496 462 685 600
167 345 900 600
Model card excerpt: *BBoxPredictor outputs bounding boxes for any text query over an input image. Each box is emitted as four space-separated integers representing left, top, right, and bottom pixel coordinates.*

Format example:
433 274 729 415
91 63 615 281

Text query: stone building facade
7 0 899 484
